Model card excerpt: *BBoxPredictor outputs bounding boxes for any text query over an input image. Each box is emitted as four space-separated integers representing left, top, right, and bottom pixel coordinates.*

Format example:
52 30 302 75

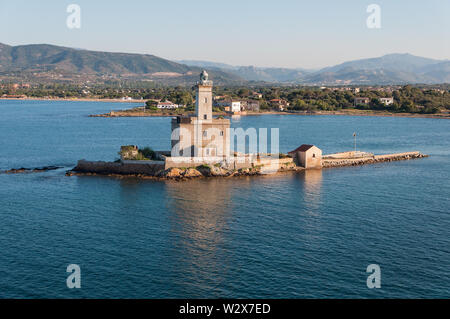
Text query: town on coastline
1 80 449 119
66 71 429 180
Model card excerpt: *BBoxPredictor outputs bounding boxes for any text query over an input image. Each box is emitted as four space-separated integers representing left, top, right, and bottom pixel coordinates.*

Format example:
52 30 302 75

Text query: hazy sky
0 0 448 68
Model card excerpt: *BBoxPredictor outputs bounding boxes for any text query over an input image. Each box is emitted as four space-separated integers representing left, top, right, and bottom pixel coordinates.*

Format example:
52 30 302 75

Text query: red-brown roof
288 144 315 154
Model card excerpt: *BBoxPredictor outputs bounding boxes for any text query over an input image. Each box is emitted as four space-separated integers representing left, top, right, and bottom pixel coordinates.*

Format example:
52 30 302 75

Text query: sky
0 0 448 69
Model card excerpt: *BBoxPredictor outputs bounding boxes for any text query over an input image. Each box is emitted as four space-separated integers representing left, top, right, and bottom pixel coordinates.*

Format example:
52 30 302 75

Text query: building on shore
354 97 370 106
288 145 323 169
171 71 231 158
269 99 290 111
245 100 260 112
157 101 179 109
215 98 243 113
379 97 394 105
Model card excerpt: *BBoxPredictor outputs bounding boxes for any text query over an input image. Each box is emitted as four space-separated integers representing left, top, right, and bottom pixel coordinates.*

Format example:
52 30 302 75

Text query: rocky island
68 72 429 181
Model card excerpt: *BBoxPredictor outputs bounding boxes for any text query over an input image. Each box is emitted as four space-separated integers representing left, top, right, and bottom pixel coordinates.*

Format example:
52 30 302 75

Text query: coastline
1 97 448 119
0 97 144 103
91 108 450 120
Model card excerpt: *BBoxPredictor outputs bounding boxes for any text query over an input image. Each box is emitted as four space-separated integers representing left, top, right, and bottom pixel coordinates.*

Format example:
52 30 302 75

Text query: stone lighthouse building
171 71 230 158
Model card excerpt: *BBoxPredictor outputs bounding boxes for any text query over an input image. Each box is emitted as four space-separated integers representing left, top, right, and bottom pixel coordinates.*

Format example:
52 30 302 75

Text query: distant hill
178 60 313 82
0 43 244 85
302 54 449 85
0 43 448 85
178 54 449 84
177 60 237 70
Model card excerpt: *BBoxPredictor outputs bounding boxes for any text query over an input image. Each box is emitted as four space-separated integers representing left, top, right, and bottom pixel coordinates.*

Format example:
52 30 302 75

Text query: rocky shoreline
66 160 300 181
1 166 63 174
2 152 427 180
65 151 428 181
89 108 450 120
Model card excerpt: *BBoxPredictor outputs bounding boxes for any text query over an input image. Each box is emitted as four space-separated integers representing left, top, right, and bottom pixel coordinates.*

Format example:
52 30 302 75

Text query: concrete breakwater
67 151 427 180
323 151 428 168
66 160 165 177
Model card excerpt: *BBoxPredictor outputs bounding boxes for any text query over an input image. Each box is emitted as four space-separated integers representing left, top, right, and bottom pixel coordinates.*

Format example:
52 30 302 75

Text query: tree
292 99 308 110
140 147 156 160
237 88 250 98
145 100 158 110
260 101 270 110
369 98 384 110
401 100 416 113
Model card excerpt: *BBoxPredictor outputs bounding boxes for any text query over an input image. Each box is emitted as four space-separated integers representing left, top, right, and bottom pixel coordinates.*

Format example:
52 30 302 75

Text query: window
313 154 316 158
204 114 207 120
205 97 208 103
205 148 215 156
220 131 224 136
203 130 207 137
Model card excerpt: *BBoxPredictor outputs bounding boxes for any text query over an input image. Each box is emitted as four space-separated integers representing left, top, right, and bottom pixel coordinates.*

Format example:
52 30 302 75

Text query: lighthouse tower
196 70 213 121
171 71 230 158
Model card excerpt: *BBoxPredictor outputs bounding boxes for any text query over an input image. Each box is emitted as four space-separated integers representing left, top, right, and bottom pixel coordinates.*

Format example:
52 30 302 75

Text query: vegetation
196 164 211 170
118 146 157 161
2 83 449 115
140 147 157 160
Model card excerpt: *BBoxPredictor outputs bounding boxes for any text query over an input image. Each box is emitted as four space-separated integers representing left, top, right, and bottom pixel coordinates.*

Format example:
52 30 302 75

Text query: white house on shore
215 98 242 113
157 101 179 109
379 97 394 105
231 100 242 112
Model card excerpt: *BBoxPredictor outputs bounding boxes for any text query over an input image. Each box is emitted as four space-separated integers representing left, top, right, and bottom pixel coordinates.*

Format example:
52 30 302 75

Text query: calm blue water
0 100 449 298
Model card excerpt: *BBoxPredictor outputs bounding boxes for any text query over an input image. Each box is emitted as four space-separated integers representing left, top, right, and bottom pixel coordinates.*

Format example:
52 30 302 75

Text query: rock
2 166 62 174
66 171 75 176
183 168 203 178
164 168 183 178
196 165 213 177
5 168 28 174
210 166 228 176
32 166 61 172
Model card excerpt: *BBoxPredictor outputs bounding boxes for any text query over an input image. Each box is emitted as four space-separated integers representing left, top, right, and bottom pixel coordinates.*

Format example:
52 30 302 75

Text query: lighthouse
171 71 230 158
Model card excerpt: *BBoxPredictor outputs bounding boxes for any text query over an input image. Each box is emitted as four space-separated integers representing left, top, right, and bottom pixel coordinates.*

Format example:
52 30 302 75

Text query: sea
0 100 449 298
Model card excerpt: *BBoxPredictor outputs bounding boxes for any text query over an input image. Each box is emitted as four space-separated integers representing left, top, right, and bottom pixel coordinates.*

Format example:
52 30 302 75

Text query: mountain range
180 54 450 84
0 42 448 85
0 43 243 85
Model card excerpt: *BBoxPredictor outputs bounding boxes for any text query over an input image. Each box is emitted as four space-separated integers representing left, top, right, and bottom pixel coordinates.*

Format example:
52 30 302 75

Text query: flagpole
353 132 357 153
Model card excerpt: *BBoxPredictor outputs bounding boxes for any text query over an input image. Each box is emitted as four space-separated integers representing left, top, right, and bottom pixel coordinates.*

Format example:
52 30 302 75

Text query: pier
322 151 427 168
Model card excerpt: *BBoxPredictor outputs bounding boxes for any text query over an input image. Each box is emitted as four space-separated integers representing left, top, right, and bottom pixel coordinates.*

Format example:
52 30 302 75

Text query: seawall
323 151 428 168
68 160 165 177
